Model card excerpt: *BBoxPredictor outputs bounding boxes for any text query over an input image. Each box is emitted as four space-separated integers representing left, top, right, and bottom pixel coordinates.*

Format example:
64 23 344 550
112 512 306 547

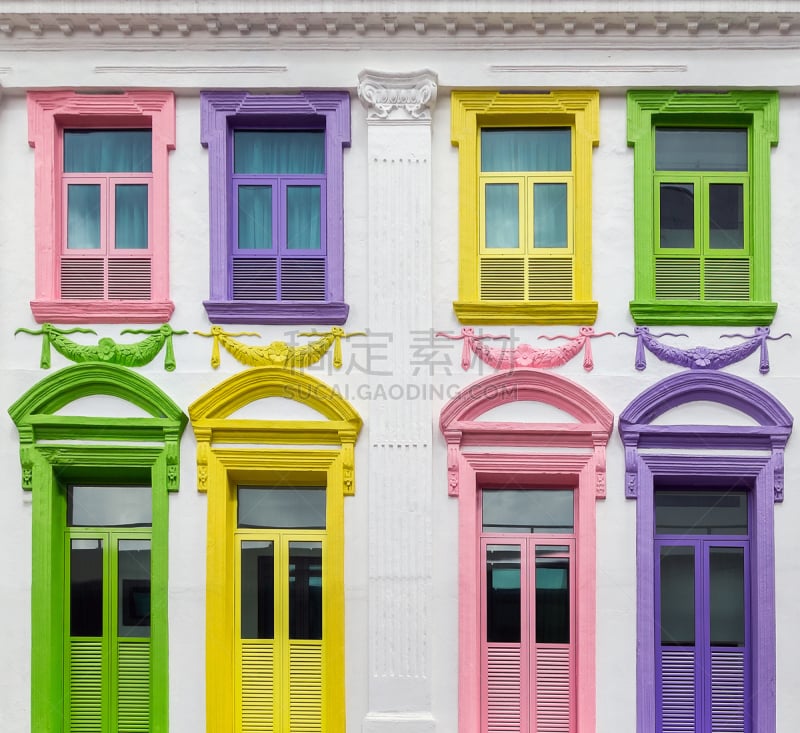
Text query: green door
65 485 153 733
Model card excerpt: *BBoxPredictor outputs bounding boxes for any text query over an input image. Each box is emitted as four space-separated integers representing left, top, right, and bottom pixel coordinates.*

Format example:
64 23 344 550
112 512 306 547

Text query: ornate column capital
357 69 438 122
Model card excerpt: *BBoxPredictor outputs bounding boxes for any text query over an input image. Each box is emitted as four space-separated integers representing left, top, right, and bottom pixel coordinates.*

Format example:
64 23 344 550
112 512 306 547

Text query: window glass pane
234 131 325 175
710 547 746 647
709 183 744 250
655 490 748 535
237 486 326 529
115 184 148 249
659 545 695 646
238 185 273 249
70 538 103 637
289 542 322 640
536 551 569 643
286 185 321 250
118 539 151 638
655 128 747 172
64 130 152 173
533 182 568 248
485 183 519 249
482 490 574 533
67 184 101 249
481 128 571 172
68 486 152 527
486 545 521 643
659 183 695 248
241 541 274 640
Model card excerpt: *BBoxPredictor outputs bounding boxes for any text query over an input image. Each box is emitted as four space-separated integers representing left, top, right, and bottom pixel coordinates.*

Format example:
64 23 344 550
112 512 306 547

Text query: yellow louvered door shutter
288 642 323 732
240 641 275 732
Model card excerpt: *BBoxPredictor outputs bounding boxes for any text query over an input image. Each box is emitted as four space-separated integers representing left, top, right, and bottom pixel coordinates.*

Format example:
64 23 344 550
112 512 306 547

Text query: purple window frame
200 91 350 324
619 371 792 733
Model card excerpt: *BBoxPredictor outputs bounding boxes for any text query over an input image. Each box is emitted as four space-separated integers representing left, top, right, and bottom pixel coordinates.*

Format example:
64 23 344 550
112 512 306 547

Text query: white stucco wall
2 3 800 731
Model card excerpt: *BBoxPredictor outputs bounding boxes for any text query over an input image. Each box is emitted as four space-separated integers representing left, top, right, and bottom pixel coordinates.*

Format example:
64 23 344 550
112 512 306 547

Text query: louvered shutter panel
659 649 696 733
655 258 702 301
480 257 525 300
240 641 275 733
528 258 573 301
233 258 278 300
117 640 150 732
288 642 323 733
485 645 522 732
68 638 104 732
710 650 746 733
704 259 750 301
61 258 105 300
108 259 152 301
281 258 326 301
535 646 572 733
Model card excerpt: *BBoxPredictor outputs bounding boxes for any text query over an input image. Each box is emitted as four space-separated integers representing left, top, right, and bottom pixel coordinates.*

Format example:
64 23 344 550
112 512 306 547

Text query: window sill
204 300 349 325
31 300 175 324
453 300 598 325
630 300 777 326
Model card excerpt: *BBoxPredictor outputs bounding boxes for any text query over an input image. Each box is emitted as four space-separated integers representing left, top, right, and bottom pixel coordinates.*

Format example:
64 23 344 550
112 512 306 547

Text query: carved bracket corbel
624 443 639 499
357 69 438 121
593 438 607 499
772 445 785 503
446 436 462 496
195 429 211 493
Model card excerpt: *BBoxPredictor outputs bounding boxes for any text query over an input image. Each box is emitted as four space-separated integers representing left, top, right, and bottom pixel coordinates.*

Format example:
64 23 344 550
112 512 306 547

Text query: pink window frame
440 369 612 733
28 91 175 323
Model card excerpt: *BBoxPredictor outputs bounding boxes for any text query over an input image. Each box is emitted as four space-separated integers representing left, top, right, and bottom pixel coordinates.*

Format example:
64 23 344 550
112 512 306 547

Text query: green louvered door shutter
66 533 152 732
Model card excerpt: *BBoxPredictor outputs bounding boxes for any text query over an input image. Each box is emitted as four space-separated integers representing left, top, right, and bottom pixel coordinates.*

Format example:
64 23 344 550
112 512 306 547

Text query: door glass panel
286 185 321 250
289 542 322 640
485 183 519 248
64 130 152 173
237 486 326 529
118 539 151 638
659 183 695 249
655 490 748 535
486 544 521 643
233 131 325 175
481 128 571 172
241 541 275 640
709 547 746 647
68 486 152 528
535 550 569 643
659 546 695 646
533 183 567 248
482 490 573 533
238 185 273 249
70 538 104 637
115 184 148 250
67 184 101 249
655 128 748 172
709 183 744 250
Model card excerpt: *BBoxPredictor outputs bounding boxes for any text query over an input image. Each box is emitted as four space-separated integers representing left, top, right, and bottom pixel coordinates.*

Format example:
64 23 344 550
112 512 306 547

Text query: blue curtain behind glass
64 130 152 172
115 185 148 249
481 128 571 172
234 131 325 174
287 186 321 250
238 186 273 249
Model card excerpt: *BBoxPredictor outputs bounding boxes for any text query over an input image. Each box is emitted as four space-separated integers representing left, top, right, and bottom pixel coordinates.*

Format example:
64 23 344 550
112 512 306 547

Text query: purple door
655 489 750 733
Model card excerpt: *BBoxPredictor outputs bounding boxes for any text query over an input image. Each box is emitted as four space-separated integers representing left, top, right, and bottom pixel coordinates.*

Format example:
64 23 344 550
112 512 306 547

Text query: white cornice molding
358 69 437 122
2 8 800 44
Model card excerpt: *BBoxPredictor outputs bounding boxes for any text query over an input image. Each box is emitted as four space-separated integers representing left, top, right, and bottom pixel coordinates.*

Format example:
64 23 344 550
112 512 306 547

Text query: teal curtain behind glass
481 128 571 172
234 131 325 174
534 183 568 248
238 186 273 249
64 130 152 173
67 184 101 249
485 184 519 248
287 186 321 250
115 184 148 249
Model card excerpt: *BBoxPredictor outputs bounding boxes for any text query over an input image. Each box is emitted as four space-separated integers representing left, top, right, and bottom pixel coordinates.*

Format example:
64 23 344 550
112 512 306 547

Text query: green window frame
627 90 779 325
8 363 186 733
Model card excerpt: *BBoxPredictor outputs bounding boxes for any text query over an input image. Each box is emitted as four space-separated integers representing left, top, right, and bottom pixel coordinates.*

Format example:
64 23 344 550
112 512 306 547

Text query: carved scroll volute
19 427 34 491
341 438 356 496
195 428 211 492
624 441 639 499
592 437 607 500
772 443 785 503
446 435 462 496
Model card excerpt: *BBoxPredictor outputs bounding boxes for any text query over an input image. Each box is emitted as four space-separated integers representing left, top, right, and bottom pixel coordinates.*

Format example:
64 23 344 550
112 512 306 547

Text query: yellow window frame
189 368 361 733
451 90 598 324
